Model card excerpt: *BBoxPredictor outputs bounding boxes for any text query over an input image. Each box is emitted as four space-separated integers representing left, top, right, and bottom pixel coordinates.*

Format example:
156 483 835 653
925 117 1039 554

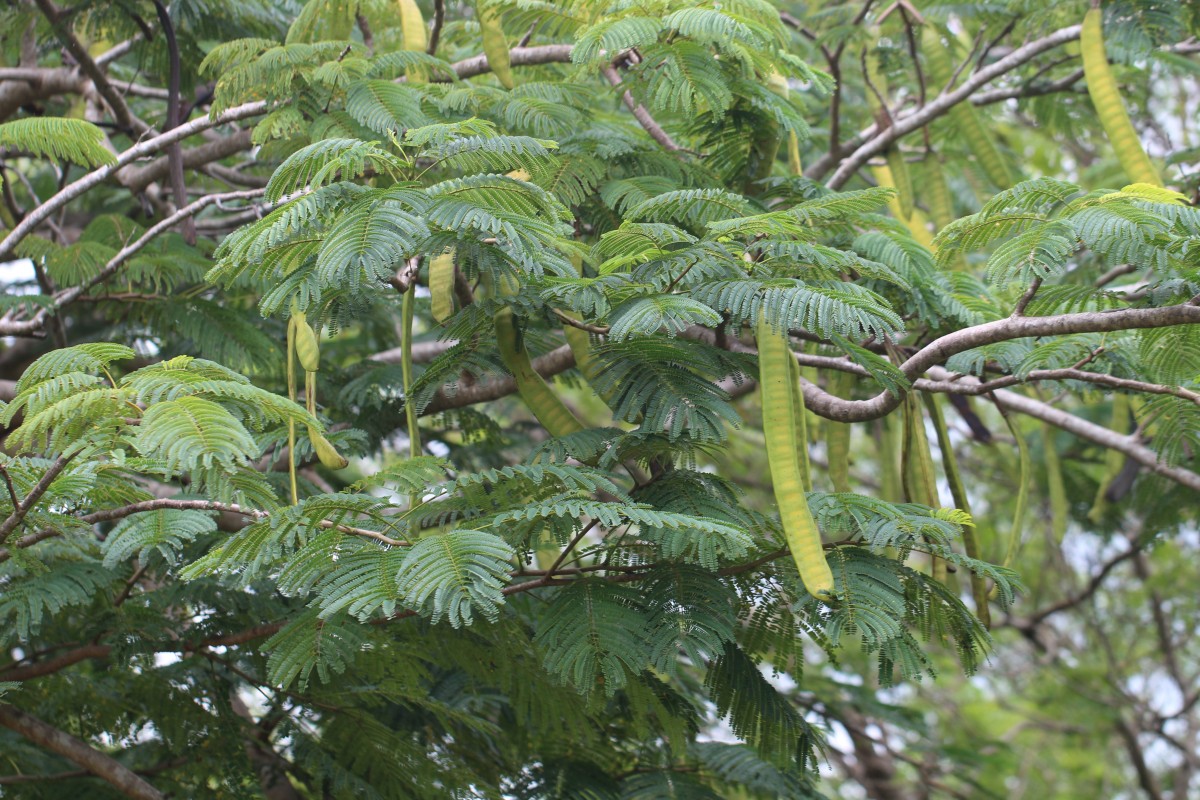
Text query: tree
0 0 1197 796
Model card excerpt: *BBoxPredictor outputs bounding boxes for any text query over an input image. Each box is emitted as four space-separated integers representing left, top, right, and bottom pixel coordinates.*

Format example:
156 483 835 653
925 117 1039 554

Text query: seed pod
476 1 513 89
922 26 1017 190
924 393 989 627
308 426 349 470
495 305 584 439
1081 7 1161 186
757 317 834 601
398 0 427 53
292 310 320 372
825 370 854 493
886 148 913 221
429 248 456 323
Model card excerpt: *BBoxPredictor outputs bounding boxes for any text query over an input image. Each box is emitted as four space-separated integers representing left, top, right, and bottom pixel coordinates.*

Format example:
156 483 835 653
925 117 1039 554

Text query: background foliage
0 0 1198 797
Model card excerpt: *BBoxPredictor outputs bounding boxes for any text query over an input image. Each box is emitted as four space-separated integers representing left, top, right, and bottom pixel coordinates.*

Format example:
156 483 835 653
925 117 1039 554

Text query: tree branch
0 703 165 800
0 455 72 546
32 0 147 135
0 100 267 266
825 25 1083 188
602 64 685 153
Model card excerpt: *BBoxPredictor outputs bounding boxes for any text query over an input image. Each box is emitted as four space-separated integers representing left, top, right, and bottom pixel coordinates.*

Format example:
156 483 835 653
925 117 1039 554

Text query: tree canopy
0 0 1198 797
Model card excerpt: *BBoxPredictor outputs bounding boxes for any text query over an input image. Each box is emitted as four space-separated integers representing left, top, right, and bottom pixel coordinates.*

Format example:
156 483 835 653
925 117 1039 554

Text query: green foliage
4 2 1200 797
0 117 116 167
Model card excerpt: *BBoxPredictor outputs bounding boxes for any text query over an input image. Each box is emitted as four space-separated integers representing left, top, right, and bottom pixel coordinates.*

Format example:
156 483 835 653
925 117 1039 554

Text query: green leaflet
1081 8 1162 186
924 393 990 627
477 1 514 89
757 317 833 600
429 248 456 323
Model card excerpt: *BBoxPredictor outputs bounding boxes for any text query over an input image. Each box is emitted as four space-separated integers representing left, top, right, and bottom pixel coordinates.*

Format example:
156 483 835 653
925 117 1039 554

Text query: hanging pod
921 25 1017 190
308 425 349 471
397 0 427 53
756 318 834 601
476 1 514 89
291 309 321 373
429 248 456 323
902 392 948 584
825 370 855 494
1081 6 1162 186
924 393 990 627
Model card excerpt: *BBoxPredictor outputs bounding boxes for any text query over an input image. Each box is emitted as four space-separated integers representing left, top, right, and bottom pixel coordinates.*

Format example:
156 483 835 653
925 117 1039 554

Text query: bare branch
826 25 1083 188
602 64 685 153
32 0 148 135
0 100 267 265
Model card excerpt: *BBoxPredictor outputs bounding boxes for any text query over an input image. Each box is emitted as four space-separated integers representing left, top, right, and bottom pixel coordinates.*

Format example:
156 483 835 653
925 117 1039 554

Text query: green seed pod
757 317 834 601
1081 7 1162 186
429 248 456 323
477 1 513 89
292 310 320 373
308 426 348 470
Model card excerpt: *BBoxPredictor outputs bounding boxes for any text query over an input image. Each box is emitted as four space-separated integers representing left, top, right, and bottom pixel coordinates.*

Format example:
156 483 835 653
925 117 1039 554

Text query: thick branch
0 703 164 800
151 0 194 244
448 44 574 80
797 304 1200 422
120 128 256 193
422 344 577 414
6 189 266 336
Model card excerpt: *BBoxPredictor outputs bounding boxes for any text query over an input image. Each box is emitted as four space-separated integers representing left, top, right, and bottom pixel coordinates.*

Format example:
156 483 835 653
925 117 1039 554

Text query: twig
0 455 72 546
602 63 687 153
151 0 195 245
427 0 445 56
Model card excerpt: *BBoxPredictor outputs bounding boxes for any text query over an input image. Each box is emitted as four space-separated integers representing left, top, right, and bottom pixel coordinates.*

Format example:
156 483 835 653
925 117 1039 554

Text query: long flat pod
429 248 456 323
1041 421 1069 541
902 392 948 583
398 0 427 54
492 273 584 439
924 393 990 627
756 318 834 600
1088 393 1131 522
825 370 854 493
1081 6 1161 186
921 25 1016 190
476 0 514 89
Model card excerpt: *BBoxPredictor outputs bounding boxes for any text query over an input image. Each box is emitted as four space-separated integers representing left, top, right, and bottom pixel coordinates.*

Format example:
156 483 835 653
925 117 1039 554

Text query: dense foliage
0 0 1198 797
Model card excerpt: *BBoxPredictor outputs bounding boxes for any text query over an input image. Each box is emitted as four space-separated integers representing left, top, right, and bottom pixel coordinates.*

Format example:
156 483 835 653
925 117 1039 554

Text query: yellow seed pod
1081 8 1162 186
292 310 321 372
477 1 513 89
429 248 456 323
308 426 349 470
398 0 427 53
756 317 835 601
